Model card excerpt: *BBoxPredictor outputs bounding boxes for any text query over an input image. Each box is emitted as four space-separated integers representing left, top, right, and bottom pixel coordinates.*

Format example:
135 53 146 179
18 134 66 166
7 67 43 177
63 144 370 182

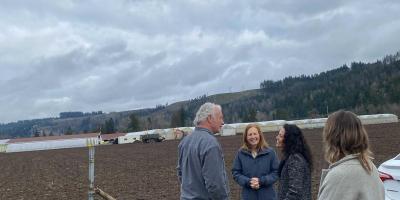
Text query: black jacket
278 153 312 200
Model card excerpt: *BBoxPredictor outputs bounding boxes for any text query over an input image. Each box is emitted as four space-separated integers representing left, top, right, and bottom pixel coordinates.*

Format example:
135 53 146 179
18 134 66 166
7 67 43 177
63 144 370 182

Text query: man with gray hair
177 102 230 200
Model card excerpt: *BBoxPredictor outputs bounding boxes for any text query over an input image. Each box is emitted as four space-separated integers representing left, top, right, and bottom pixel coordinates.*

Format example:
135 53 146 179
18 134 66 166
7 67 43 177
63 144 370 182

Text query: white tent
2 113 397 153
259 120 286 132
0 139 9 144
163 128 177 140
221 124 236 136
309 118 327 129
125 131 148 137
288 119 326 129
178 127 195 133
6 137 99 153
119 131 148 144
359 114 398 125
171 127 195 139
233 123 250 134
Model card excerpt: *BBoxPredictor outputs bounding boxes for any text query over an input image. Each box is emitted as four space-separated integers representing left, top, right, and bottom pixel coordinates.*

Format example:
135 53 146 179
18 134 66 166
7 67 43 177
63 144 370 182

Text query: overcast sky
1 0 400 123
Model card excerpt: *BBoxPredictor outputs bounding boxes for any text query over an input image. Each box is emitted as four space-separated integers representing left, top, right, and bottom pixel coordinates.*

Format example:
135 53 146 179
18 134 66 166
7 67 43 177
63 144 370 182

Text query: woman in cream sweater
318 110 384 200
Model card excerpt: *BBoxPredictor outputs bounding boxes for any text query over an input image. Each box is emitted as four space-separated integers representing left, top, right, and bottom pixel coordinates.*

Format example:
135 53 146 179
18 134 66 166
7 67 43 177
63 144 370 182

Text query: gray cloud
0 0 399 123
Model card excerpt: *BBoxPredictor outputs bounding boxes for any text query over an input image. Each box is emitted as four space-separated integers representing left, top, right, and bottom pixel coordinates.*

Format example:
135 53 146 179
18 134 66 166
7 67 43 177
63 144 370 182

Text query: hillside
1 52 399 138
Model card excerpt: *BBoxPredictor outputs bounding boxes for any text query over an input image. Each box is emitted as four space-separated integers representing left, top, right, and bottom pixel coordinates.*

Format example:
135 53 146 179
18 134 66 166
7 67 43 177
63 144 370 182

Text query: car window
395 154 400 160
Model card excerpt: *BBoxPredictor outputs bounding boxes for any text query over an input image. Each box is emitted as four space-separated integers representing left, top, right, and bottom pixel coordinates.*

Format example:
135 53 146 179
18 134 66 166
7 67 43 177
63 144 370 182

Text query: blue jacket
232 147 279 200
177 127 230 200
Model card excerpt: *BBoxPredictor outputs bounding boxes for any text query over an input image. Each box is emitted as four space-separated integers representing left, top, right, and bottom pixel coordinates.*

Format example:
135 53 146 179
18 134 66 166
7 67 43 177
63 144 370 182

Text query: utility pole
87 138 96 200
326 105 329 116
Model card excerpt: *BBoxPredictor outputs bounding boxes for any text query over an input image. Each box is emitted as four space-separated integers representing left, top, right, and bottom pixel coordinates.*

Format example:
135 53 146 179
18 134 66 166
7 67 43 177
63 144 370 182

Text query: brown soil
0 123 399 200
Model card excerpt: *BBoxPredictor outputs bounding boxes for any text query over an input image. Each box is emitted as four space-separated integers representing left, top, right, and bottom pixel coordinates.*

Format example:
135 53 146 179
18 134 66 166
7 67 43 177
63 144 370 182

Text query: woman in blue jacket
232 124 279 200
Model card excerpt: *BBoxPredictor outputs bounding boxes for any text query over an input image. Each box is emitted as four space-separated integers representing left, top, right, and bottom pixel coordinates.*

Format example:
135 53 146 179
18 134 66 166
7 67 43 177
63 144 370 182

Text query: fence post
0 144 7 153
87 138 96 200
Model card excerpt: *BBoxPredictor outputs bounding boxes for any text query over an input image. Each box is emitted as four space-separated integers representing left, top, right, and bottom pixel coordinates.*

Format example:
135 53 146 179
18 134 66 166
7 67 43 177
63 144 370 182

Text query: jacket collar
328 154 359 169
320 154 360 189
240 147 271 157
194 127 214 136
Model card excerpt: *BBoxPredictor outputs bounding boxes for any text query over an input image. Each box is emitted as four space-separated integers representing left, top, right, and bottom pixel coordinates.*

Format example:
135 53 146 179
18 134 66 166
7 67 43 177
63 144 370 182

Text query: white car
379 153 400 200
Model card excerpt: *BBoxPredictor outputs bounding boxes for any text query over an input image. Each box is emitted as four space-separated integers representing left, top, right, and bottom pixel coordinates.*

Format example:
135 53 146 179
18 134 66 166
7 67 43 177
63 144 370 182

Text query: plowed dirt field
0 123 399 200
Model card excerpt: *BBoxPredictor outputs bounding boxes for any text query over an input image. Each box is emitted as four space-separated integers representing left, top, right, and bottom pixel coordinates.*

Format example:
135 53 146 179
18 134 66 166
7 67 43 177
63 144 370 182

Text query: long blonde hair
323 110 373 173
241 124 268 151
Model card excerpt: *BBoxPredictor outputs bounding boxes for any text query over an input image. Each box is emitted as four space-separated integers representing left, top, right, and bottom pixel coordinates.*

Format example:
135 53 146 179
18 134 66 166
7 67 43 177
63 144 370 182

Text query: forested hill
256 52 400 120
1 52 399 138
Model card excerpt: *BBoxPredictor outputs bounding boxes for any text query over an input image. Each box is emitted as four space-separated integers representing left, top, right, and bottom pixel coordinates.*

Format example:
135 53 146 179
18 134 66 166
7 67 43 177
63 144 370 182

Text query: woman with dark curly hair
276 124 313 200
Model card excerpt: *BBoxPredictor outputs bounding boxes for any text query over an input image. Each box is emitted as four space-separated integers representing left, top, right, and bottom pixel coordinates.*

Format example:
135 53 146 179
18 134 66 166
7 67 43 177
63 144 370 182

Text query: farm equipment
140 133 165 143
116 133 165 144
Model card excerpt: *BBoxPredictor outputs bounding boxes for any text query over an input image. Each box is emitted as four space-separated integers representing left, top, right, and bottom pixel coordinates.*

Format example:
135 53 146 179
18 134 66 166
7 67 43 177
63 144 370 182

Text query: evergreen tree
241 108 257 123
170 107 185 128
128 113 141 132
101 118 115 134
147 117 152 130
65 127 73 135
179 107 186 126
